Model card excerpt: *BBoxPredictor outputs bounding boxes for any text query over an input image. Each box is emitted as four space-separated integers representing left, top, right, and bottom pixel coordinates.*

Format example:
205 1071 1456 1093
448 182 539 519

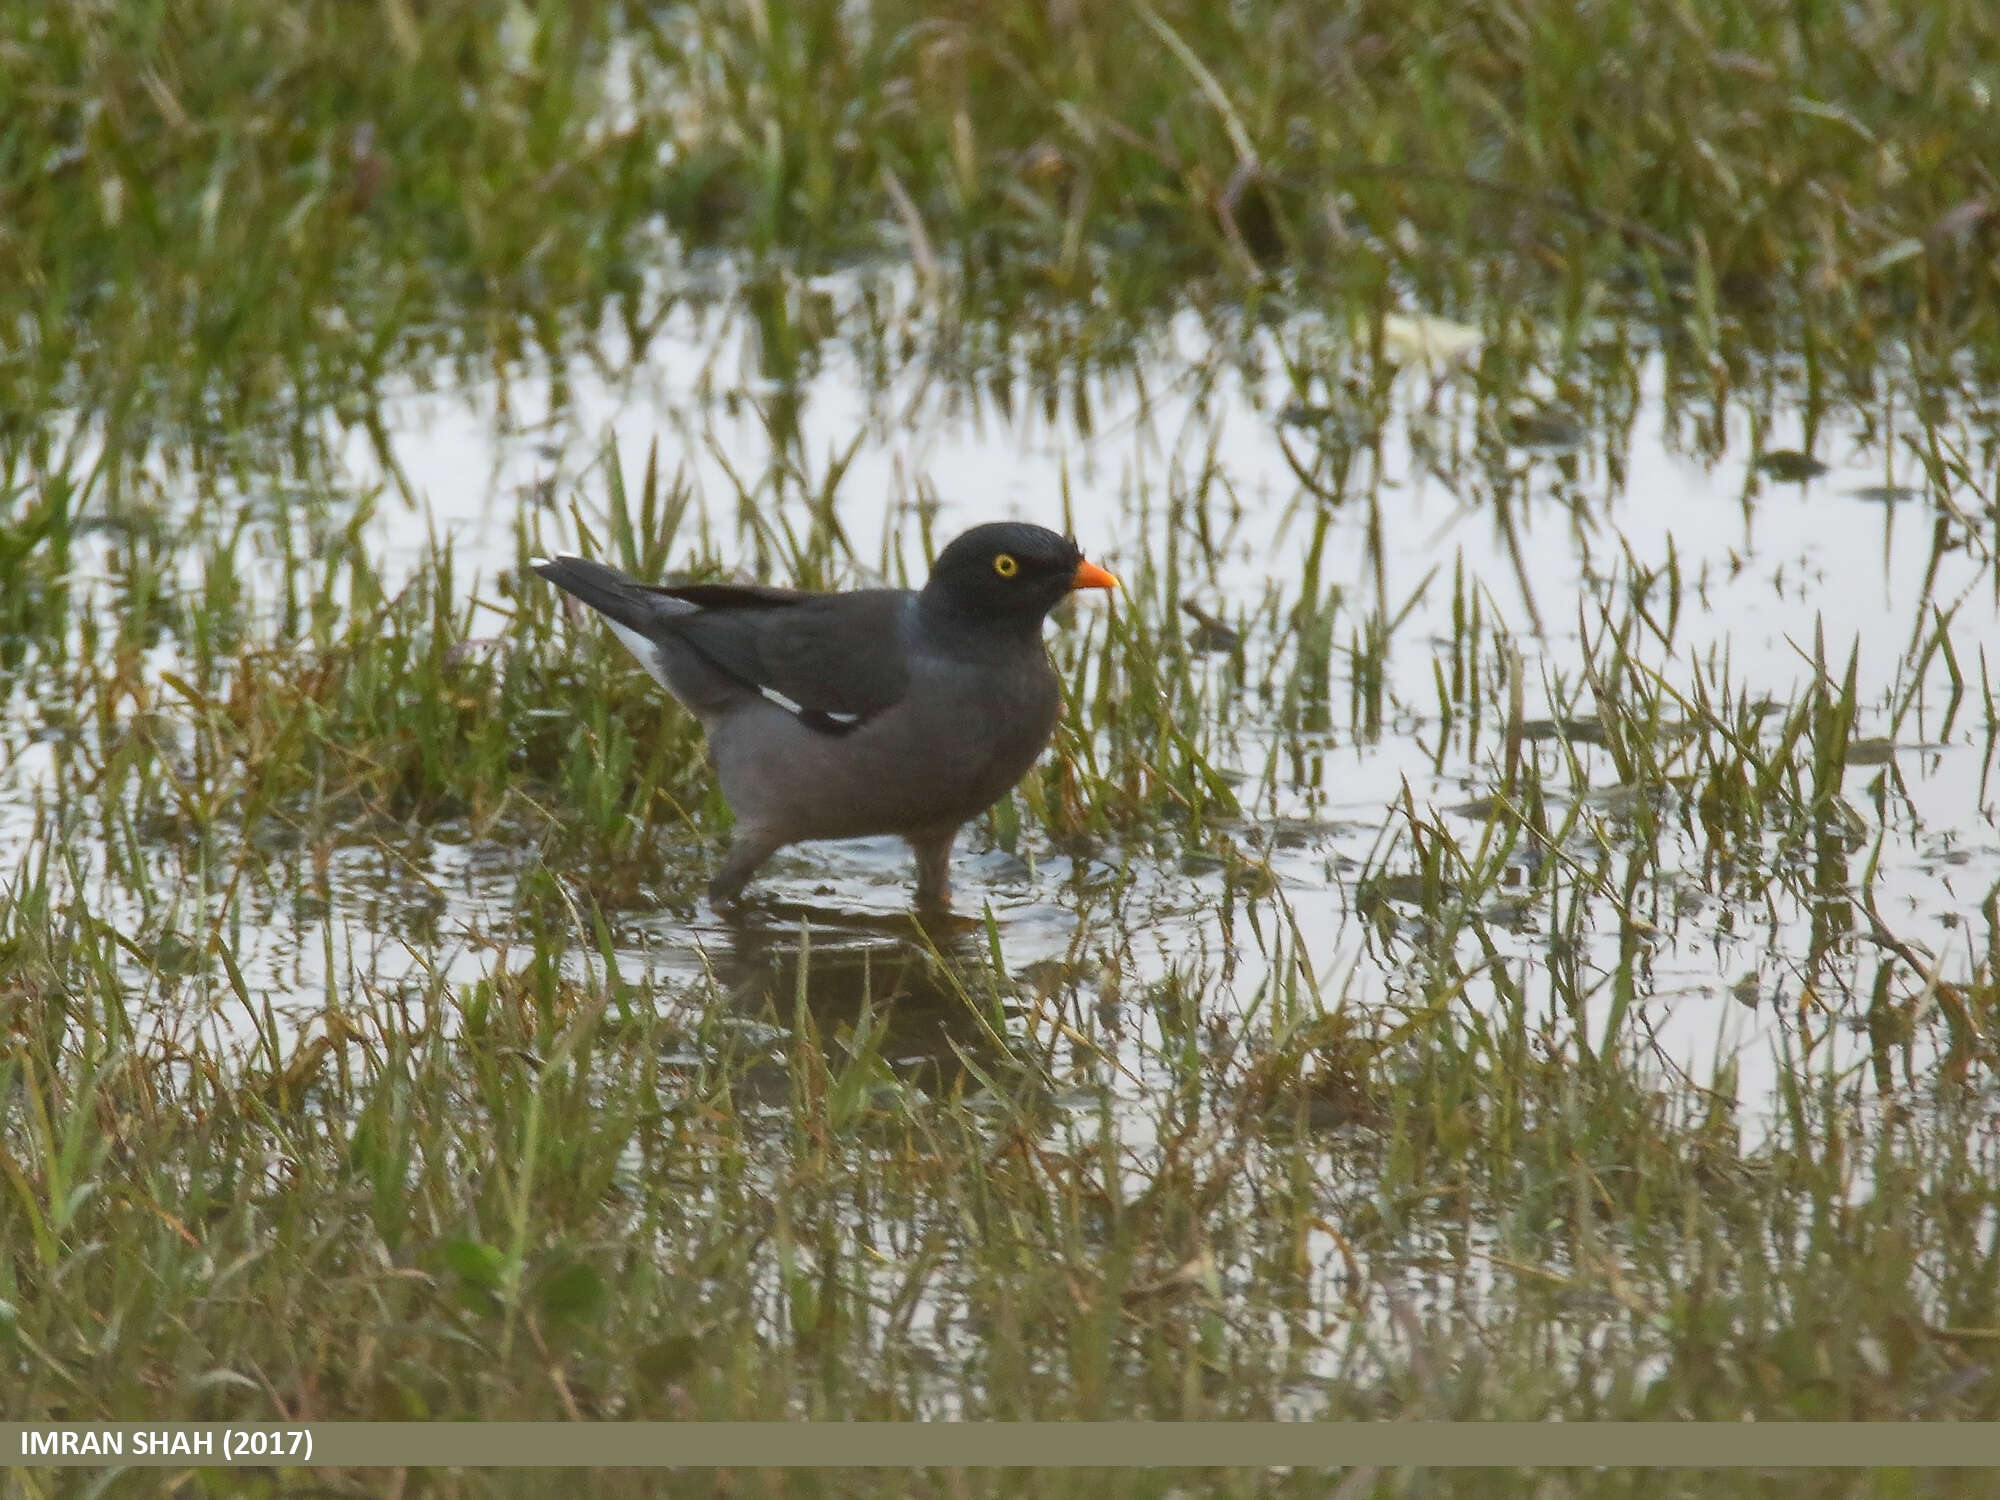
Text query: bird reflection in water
708 903 1012 1098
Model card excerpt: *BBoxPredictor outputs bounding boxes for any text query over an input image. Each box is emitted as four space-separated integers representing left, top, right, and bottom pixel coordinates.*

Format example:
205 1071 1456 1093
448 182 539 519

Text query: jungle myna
532 522 1119 908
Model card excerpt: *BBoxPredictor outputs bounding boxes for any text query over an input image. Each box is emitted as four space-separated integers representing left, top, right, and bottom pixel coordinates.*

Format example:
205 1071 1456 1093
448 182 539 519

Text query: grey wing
672 590 914 736
532 555 914 737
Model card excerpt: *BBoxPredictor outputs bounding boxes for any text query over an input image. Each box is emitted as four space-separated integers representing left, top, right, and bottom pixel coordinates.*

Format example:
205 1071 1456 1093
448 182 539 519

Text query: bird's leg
908 825 959 911
708 828 783 910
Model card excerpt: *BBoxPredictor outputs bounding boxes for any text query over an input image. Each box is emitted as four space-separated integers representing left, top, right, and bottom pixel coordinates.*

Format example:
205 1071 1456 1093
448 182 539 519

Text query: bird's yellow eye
993 553 1019 578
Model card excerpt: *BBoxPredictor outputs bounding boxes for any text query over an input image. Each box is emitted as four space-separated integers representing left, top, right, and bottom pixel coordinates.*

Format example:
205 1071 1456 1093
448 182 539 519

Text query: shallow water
379 277 1994 1106
9 269 1992 1133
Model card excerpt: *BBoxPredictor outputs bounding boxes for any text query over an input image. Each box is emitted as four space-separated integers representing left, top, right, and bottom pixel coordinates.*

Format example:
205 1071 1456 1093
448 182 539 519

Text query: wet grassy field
6 0 2000 1495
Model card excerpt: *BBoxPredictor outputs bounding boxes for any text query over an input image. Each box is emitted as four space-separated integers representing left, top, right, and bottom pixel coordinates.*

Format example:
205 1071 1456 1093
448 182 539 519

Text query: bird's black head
919 522 1118 636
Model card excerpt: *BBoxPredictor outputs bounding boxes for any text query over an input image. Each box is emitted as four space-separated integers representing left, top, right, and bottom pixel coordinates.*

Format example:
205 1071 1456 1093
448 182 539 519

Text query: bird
531 522 1119 910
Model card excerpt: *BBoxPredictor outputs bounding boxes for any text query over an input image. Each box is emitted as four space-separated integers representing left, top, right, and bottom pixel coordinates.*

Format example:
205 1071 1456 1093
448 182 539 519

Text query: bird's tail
529 553 691 636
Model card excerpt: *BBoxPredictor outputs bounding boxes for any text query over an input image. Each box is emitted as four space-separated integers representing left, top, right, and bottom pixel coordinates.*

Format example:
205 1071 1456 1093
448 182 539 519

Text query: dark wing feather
533 557 913 737
666 588 914 736
656 581 817 610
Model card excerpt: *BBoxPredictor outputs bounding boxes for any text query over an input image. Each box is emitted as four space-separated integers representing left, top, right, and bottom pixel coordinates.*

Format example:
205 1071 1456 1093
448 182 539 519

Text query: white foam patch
605 619 673 689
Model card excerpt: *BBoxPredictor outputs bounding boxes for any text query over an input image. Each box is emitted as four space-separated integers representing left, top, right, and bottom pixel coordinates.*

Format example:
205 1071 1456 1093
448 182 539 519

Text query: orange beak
1070 558 1121 592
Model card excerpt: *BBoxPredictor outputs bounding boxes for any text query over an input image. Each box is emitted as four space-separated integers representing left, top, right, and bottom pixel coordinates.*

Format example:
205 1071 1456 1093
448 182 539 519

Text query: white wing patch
759 686 863 733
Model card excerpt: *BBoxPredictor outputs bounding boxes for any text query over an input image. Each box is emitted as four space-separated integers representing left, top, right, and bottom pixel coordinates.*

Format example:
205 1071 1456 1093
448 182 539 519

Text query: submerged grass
4 0 2000 1493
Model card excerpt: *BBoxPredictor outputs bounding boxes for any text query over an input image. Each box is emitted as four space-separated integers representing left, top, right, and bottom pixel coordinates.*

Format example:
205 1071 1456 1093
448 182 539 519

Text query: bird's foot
710 831 781 912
